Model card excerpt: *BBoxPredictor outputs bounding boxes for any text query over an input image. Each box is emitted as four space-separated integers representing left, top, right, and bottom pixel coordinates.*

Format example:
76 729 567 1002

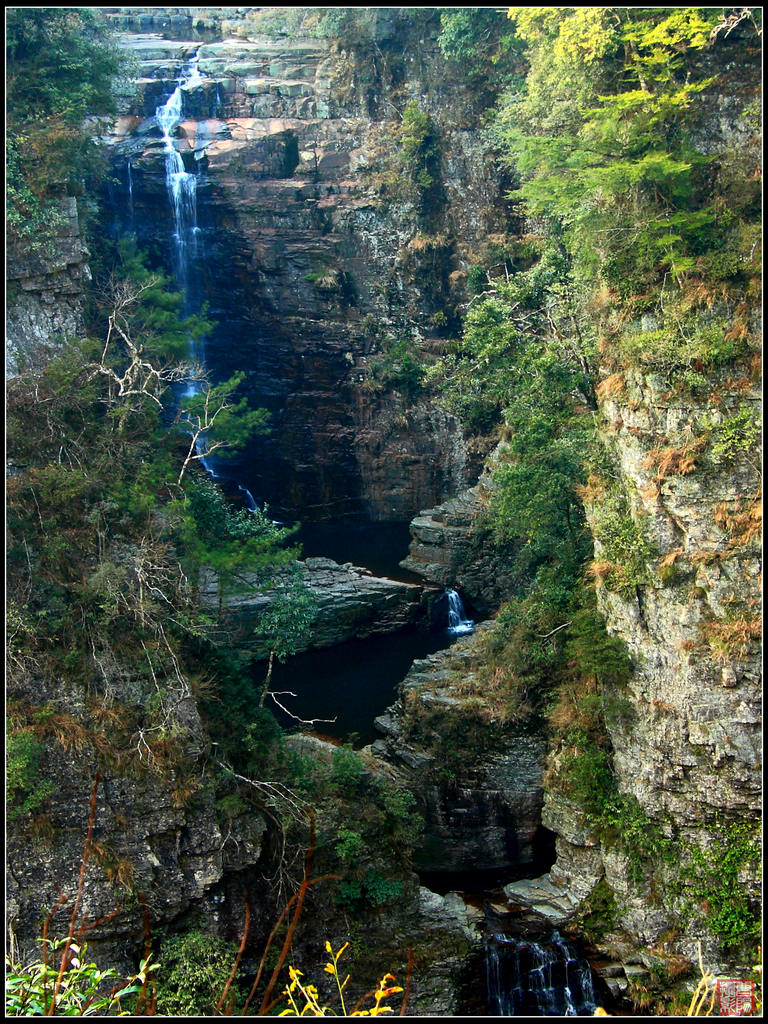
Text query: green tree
6 8 129 244
180 476 299 624
256 576 319 710
438 7 522 83
492 7 758 308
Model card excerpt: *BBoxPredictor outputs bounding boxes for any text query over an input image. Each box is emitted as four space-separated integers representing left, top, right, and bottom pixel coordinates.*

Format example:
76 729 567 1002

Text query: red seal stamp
716 979 755 1016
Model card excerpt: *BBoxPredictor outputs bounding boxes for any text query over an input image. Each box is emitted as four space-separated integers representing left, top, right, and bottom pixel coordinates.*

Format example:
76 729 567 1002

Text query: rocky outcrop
372 623 552 879
400 444 522 616
6 675 268 971
525 360 762 969
6 197 91 376
200 556 429 653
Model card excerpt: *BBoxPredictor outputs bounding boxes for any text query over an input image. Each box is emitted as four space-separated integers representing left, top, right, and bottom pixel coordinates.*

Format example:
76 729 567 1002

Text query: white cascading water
154 55 260 512
485 930 597 1016
446 588 474 636
155 52 204 303
126 161 134 229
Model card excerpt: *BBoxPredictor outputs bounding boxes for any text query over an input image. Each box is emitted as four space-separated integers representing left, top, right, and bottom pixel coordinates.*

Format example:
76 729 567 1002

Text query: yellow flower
324 963 336 974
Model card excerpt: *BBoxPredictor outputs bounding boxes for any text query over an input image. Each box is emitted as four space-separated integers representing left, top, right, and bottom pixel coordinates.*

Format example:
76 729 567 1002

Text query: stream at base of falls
451 902 614 1017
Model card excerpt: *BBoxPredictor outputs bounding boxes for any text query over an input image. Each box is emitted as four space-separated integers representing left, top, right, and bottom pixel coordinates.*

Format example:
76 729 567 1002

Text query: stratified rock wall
6 197 91 376
372 624 550 879
102 10 507 520
200 555 429 652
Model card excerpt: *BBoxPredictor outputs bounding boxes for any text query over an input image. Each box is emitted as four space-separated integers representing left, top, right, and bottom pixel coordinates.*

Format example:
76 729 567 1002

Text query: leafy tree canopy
6 8 130 242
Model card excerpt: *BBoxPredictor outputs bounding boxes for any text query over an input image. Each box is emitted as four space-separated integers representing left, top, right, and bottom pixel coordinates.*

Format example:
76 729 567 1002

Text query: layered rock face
6 670 268 970
400 445 520 615
6 197 91 377
519 363 762 968
200 555 429 653
372 623 552 880
102 10 505 521
594 370 761 826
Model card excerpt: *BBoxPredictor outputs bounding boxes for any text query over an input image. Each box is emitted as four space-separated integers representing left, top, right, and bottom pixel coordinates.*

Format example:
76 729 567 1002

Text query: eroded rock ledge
371 623 550 878
200 556 430 653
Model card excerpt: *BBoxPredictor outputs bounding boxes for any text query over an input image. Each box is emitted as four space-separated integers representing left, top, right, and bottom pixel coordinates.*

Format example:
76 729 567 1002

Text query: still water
259 625 455 747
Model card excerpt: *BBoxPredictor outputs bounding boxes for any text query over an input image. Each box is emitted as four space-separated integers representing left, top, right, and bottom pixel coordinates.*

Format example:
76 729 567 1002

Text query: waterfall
485 930 597 1016
155 52 204 312
126 161 134 230
152 55 258 511
446 588 474 636
154 54 220 478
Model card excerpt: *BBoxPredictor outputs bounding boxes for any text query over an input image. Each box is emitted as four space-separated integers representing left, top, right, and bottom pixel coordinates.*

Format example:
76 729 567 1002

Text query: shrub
5 939 155 1017
154 930 242 1016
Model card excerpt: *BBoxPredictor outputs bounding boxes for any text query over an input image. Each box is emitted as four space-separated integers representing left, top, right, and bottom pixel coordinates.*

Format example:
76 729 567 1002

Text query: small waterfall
485 930 597 1016
238 483 259 511
446 588 474 636
126 161 135 230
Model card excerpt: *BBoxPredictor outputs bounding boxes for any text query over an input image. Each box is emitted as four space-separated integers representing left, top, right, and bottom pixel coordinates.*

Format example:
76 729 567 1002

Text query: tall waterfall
485 930 597 1016
446 588 474 636
155 52 204 305
153 56 260 511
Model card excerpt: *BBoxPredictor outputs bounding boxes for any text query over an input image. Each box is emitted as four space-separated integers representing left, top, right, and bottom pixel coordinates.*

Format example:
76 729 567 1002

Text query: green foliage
555 728 616 819
335 827 366 863
599 793 677 883
329 744 365 795
317 745 423 913
5 939 154 1016
398 101 443 220
563 607 633 690
497 9 718 286
588 482 656 595
256 575 318 667
178 371 271 476
310 7 376 43
366 337 426 401
617 314 750 378
6 240 302 793
709 405 761 466
336 870 404 913
679 822 762 950
491 5 760 329
155 930 241 1016
573 878 619 943
6 731 55 821
182 476 297 594
6 9 130 245
438 8 522 84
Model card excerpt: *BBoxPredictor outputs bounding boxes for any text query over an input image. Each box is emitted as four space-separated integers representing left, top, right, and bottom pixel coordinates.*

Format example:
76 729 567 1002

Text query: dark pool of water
295 520 422 583
256 625 456 746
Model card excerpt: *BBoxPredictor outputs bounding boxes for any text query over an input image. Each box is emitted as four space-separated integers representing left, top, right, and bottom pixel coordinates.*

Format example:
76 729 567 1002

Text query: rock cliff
6 197 91 377
102 10 506 521
372 623 552 881
201 555 429 653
